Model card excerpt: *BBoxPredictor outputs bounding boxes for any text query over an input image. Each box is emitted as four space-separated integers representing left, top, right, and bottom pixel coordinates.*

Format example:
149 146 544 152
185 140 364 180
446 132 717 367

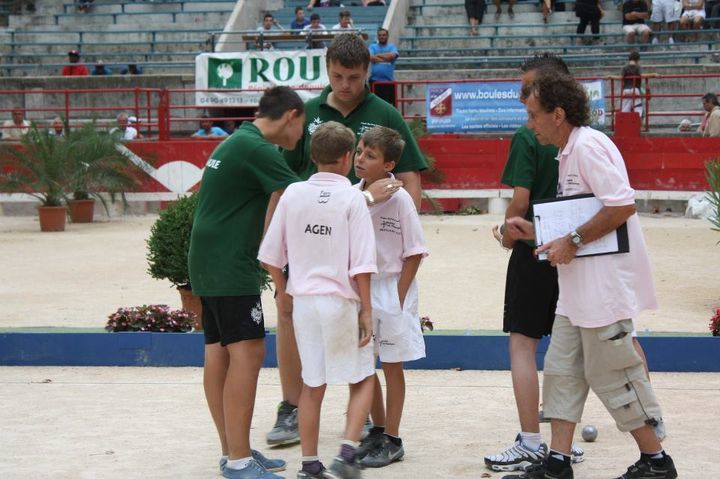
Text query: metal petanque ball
581 425 598 442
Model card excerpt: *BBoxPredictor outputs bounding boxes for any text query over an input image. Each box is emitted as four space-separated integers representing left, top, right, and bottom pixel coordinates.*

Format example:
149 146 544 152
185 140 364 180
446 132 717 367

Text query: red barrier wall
419 135 718 191
113 135 718 194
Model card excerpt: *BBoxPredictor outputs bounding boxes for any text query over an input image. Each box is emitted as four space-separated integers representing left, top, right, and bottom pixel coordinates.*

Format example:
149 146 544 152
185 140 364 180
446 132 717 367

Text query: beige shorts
542 315 663 432
371 274 426 363
293 295 375 387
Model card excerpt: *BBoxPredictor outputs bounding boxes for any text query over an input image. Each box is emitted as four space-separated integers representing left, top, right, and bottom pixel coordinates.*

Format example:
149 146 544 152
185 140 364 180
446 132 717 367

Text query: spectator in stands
304 13 328 48
256 12 284 50
120 64 143 75
369 28 399 106
111 112 139 141
10 1 35 14
623 0 652 44
221 119 236 135
704 0 720 33
191 114 229 139
679 0 706 41
332 10 354 30
575 0 604 45
92 60 112 76
363 0 387 5
1 108 30 141
465 0 486 34
307 0 342 9
76 0 94 13
651 0 680 44
620 51 645 116
700 92 720 136
494 0 517 20
48 116 65 137
290 6 310 32
62 50 89 76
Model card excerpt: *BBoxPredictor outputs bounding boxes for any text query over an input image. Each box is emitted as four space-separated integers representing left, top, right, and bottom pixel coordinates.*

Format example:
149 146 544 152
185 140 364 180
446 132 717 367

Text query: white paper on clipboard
532 194 628 261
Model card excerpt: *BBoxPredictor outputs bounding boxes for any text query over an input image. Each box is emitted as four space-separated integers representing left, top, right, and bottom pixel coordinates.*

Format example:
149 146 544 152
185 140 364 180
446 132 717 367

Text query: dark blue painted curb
0 332 718 371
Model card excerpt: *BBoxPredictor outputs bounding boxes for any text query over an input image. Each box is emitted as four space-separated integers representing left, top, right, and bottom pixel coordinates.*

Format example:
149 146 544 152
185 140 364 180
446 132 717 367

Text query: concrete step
54 11 230 27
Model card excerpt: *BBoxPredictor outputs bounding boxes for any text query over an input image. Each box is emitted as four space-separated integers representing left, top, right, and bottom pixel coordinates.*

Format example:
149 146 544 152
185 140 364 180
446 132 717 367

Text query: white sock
226 457 252 470
301 456 320 462
519 432 543 451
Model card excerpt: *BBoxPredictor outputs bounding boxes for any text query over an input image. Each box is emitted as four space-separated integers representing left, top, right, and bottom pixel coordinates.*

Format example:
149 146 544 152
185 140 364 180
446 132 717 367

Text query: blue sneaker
252 449 287 472
222 458 284 479
220 452 286 473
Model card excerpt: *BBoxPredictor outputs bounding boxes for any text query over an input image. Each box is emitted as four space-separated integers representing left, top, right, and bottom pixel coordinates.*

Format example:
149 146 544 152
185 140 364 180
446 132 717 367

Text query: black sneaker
614 455 678 479
266 400 300 446
501 461 574 479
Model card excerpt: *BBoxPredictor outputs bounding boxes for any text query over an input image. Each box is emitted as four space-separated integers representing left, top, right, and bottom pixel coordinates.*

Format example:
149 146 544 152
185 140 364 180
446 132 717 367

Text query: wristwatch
570 230 583 247
362 190 375 206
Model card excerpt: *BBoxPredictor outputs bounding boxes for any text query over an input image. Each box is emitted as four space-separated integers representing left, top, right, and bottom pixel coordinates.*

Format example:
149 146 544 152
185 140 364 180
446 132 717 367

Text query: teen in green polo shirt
266 33 428 449
188 86 304 479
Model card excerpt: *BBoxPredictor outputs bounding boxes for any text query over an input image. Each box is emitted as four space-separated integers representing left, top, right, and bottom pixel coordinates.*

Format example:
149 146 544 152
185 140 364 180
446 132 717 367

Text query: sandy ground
1 214 719 477
0 213 717 333
0 367 718 478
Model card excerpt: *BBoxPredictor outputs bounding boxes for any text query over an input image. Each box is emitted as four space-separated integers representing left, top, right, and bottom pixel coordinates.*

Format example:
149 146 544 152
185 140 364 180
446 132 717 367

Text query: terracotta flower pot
178 286 203 331
37 206 67 232
68 199 95 223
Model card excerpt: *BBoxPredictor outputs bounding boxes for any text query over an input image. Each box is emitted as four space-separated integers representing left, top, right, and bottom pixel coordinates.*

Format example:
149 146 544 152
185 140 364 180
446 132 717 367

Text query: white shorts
650 0 681 23
621 88 644 116
371 274 426 363
622 24 652 35
681 9 706 19
293 295 375 387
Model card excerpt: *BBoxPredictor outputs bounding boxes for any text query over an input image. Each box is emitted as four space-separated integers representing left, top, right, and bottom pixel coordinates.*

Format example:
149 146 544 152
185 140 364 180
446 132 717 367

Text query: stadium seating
399 0 720 69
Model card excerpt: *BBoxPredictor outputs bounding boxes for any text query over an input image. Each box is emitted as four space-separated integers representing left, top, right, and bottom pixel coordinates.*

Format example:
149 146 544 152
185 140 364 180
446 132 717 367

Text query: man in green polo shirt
188 86 305 479
265 33 428 447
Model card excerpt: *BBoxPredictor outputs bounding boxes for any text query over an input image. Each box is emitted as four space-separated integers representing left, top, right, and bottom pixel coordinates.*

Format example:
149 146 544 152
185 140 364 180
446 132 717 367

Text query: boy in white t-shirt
258 121 377 479
353 126 428 469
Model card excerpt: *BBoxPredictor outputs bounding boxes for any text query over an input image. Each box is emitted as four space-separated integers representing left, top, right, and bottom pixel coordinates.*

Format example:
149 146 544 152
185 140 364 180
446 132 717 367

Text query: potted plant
66 120 143 223
146 193 203 329
0 123 72 231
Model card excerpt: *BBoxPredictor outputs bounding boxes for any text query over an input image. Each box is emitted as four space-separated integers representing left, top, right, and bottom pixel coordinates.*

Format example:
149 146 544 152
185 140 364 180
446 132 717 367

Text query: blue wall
1 332 718 371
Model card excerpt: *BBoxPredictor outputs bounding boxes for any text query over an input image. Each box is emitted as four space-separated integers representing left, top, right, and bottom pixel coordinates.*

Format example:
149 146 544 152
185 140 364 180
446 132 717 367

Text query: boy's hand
397 286 407 310
275 291 293 317
366 177 403 204
358 308 372 348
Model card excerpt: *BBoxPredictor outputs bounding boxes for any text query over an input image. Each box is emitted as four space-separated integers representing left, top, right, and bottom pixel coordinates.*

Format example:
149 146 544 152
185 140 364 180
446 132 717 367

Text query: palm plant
705 158 720 232
0 123 72 206
65 120 143 213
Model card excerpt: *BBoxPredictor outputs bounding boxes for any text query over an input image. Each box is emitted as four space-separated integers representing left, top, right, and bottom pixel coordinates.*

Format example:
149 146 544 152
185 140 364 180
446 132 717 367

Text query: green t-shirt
188 122 300 296
501 126 559 247
283 86 428 181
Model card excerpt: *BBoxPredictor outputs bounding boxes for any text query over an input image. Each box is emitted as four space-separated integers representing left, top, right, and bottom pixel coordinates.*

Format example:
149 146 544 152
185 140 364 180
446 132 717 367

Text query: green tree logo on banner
208 58 242 88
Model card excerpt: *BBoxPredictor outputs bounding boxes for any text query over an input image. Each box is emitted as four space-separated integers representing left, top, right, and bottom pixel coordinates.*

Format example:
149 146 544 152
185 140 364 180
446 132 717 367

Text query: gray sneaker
323 456 362 479
571 443 584 464
356 427 384 460
359 435 404 468
266 400 300 446
297 467 326 479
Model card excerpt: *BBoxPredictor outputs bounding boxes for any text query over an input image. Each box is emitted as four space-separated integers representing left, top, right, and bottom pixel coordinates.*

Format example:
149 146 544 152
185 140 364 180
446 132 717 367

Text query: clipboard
531 193 629 261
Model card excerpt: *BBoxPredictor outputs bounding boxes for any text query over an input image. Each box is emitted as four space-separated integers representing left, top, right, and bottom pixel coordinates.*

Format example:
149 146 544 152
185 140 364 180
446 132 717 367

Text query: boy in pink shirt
258 121 377 479
353 126 429 468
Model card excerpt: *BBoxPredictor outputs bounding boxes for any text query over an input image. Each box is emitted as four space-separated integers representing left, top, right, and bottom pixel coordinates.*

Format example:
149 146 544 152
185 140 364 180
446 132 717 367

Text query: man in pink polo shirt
503 73 677 479
259 121 377 479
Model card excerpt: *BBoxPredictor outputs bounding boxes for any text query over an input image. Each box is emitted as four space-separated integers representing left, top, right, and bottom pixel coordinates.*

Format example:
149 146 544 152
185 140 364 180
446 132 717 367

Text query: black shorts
503 241 559 339
201 295 266 346
465 0 485 18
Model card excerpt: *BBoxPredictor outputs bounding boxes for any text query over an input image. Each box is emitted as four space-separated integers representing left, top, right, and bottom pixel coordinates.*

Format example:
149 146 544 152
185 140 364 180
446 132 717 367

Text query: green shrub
146 193 197 288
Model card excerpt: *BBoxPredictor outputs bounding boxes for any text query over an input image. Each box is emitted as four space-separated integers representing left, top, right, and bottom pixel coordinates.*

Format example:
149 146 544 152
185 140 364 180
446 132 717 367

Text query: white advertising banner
195 50 328 106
